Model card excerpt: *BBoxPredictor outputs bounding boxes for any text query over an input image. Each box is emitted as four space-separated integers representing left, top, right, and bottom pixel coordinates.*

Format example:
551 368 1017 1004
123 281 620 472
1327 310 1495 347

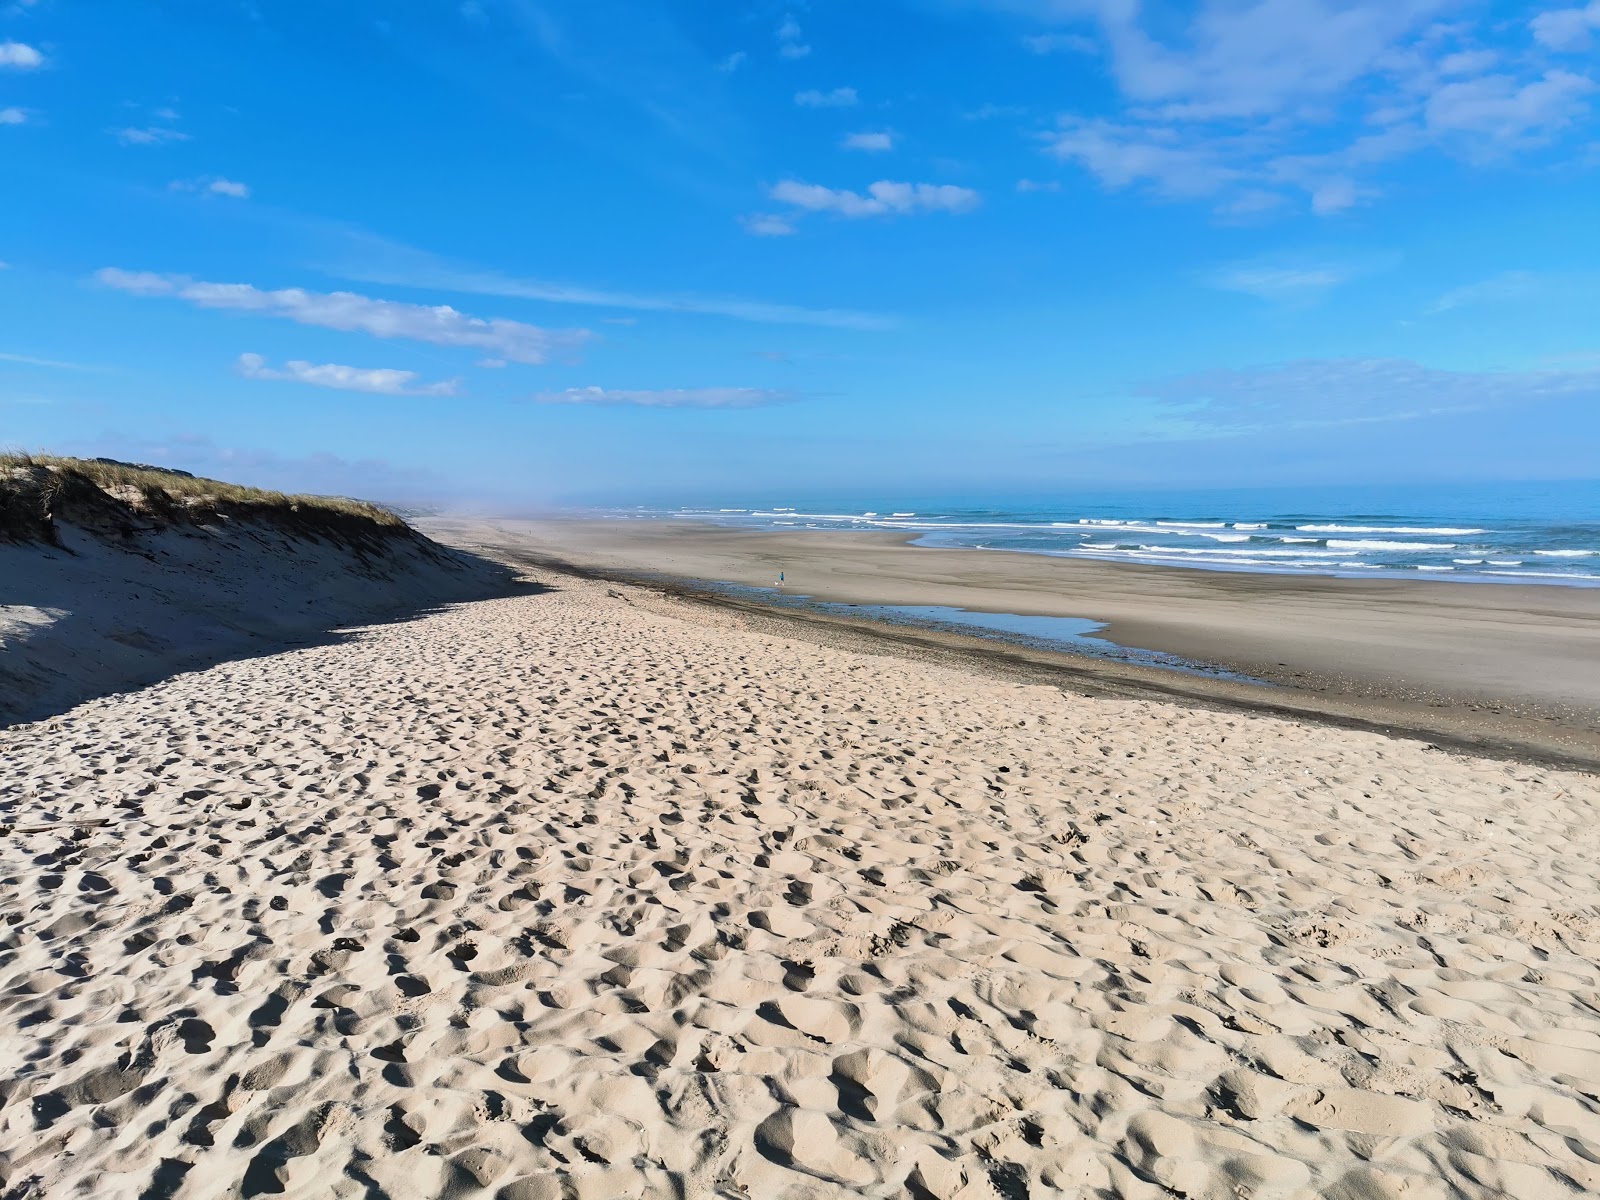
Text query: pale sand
429 518 1600 769
3 564 1599 1199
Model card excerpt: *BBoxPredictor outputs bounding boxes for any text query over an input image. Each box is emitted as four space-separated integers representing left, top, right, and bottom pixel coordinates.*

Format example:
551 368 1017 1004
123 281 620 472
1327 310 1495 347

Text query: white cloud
96 269 592 365
0 40 43 69
533 386 792 408
0 106 25 125
771 179 981 218
1046 118 1238 198
1023 33 1096 55
0 350 114 372
1014 0 1600 215
841 130 895 152
1208 261 1368 303
776 14 811 59
1016 178 1061 192
1425 70 1595 148
717 50 747 72
742 213 798 237
1533 1 1600 51
331 234 893 330
1140 357 1600 430
113 126 190 146
237 353 459 396
1426 270 1540 314
795 87 857 108
170 176 251 198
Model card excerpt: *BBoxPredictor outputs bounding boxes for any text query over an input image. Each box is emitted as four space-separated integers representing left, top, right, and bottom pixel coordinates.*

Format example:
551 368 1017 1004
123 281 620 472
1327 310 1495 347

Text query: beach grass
0 452 407 544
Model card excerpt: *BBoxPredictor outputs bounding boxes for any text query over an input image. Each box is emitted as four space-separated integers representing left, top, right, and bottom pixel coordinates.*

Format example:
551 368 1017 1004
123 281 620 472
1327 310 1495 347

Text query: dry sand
432 518 1600 769
3 562 1599 1199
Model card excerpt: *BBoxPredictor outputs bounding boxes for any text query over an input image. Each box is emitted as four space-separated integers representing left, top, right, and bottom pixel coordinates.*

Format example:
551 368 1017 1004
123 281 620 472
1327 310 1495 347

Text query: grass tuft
1 453 410 545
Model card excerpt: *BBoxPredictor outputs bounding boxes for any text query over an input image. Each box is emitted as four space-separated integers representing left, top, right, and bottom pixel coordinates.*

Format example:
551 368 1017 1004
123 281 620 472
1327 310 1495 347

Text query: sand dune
2 567 1597 1198
0 505 508 726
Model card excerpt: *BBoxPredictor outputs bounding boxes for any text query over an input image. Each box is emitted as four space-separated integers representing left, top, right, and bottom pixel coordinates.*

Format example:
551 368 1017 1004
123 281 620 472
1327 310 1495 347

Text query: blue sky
2 0 1598 505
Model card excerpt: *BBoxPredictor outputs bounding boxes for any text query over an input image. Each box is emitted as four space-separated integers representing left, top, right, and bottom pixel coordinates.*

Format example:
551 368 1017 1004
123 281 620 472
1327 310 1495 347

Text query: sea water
607 479 1600 586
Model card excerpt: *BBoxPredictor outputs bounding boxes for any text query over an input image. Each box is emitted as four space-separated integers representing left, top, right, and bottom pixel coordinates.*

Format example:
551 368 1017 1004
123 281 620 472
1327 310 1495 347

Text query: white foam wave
1079 544 1347 559
1416 565 1454 571
1155 520 1226 528
1534 549 1595 557
1327 539 1457 551
1233 523 1268 530
1296 524 1486 535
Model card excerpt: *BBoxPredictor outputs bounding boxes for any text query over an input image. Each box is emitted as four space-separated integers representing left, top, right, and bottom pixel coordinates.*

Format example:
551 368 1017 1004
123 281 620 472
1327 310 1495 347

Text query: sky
2 0 1598 507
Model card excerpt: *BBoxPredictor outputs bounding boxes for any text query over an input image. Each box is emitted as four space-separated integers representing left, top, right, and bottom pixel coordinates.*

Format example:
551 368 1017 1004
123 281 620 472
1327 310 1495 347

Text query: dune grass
1 453 407 544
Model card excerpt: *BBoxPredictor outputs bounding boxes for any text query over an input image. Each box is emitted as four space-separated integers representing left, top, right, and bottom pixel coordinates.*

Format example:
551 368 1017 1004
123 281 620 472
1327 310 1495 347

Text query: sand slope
0 517 508 726
1 573 1597 1199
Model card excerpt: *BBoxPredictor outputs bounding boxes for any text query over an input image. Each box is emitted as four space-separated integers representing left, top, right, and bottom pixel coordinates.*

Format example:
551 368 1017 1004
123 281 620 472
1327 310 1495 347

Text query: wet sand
424 517 1600 769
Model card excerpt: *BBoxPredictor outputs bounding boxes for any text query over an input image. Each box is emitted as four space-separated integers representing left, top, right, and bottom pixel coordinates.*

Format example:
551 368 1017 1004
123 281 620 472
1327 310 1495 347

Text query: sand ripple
1 578 1597 1198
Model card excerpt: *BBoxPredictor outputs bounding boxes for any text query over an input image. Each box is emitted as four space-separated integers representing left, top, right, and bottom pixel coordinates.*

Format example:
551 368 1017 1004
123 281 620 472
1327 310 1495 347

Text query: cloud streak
328 238 893 330
770 179 981 218
237 353 460 396
795 87 857 108
533 386 793 409
1138 357 1600 431
96 269 592 365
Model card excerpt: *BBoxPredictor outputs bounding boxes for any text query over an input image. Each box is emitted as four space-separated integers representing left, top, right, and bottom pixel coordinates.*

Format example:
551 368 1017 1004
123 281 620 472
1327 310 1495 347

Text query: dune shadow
0 531 549 728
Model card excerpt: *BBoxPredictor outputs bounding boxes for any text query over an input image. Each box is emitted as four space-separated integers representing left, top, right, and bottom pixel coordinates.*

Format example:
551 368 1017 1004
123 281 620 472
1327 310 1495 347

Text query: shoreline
423 516 1600 772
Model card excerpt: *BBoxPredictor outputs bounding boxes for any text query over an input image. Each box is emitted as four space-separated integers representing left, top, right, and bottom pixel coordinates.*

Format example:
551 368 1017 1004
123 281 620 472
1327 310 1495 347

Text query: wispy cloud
795 87 857 108
0 40 43 69
1207 257 1381 303
1533 1 1600 51
1023 32 1096 55
0 106 26 125
0 350 114 373
776 13 811 59
237 353 460 396
112 126 190 146
716 50 747 72
842 130 895 152
1426 270 1540 314
96 269 592 365
534 386 793 408
1138 357 1600 431
1010 0 1600 216
326 236 893 330
741 214 798 237
770 179 981 219
170 176 251 199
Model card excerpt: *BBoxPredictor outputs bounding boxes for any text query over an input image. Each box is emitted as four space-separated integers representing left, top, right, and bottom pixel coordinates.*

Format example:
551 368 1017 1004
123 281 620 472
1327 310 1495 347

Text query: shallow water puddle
706 584 1265 683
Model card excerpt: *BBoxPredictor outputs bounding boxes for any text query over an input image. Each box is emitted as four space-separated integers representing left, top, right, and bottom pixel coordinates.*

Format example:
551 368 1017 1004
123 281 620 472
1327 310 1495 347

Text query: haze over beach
4 3 1600 1199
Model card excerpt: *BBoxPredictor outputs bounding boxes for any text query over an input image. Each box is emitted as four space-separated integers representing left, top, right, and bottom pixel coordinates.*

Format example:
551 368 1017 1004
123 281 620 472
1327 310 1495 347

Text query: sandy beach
4 543 1599 1198
428 518 1600 771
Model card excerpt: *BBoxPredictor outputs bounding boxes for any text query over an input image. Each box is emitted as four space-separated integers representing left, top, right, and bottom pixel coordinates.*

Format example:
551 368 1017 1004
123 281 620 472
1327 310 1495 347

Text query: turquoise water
608 479 1600 586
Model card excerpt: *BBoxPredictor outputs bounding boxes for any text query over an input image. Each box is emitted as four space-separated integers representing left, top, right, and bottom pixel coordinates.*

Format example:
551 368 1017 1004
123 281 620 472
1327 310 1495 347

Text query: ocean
602 479 1600 586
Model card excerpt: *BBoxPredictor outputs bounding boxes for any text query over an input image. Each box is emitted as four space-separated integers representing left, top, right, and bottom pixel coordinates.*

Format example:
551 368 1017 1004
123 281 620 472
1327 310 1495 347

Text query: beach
423 517 1600 771
4 536 1599 1198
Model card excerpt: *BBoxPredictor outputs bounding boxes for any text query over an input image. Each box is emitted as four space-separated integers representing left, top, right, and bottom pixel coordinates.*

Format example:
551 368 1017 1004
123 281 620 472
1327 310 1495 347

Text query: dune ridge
0 457 510 724
2 566 1597 1199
